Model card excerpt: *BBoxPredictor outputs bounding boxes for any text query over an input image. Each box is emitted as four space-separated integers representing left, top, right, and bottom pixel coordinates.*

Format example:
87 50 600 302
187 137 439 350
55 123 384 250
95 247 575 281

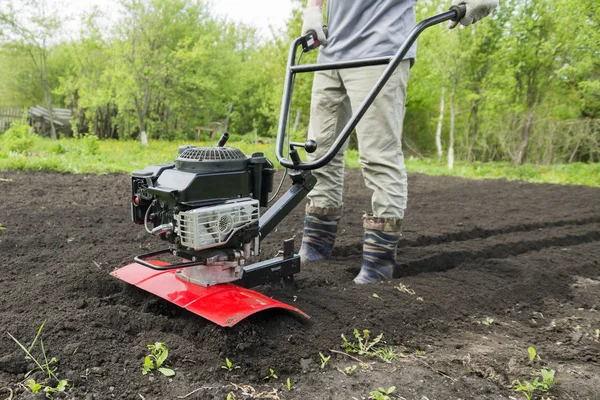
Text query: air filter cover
175 146 248 173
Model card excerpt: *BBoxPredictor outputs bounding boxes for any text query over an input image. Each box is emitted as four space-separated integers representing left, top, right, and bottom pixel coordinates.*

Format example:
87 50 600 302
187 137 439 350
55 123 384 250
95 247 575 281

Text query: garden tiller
112 6 467 327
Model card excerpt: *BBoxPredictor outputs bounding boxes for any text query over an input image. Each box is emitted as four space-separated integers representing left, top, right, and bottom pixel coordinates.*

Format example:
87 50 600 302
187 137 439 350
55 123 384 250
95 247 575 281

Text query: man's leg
341 61 410 282
299 69 351 263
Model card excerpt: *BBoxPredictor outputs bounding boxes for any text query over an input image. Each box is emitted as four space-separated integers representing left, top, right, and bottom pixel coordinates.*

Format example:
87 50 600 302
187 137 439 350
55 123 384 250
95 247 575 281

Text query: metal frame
275 7 464 170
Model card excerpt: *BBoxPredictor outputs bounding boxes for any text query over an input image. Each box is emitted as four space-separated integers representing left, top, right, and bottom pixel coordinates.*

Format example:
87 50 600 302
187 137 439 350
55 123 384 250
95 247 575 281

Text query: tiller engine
111 6 467 326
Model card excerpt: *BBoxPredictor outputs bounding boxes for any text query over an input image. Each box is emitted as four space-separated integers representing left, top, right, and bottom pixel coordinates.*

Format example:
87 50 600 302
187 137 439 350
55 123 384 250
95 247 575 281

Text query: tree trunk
515 111 535 165
42 81 57 140
448 88 456 170
435 87 445 161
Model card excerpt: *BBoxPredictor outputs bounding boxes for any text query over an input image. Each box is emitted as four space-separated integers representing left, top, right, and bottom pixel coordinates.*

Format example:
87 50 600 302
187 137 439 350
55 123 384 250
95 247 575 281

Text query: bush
1 119 34 153
81 134 100 155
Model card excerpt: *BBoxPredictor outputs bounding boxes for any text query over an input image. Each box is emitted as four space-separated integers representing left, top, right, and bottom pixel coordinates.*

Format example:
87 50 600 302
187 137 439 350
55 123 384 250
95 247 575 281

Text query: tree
0 0 63 139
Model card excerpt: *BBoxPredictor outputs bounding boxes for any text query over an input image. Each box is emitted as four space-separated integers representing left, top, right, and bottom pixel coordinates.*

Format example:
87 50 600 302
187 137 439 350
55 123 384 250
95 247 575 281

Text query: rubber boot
353 215 402 284
298 205 342 263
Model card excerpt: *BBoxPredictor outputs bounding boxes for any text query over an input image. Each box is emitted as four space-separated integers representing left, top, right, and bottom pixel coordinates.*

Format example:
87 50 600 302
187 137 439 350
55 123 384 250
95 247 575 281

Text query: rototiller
112 6 467 327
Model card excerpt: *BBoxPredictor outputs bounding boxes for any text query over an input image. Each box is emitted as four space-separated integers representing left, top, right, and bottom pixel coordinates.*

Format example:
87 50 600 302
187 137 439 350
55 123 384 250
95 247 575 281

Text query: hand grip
300 25 328 52
449 4 467 21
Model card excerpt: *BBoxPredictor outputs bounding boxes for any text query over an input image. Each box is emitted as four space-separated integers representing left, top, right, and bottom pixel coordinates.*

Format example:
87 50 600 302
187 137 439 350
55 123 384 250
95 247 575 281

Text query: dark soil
1 170 599 400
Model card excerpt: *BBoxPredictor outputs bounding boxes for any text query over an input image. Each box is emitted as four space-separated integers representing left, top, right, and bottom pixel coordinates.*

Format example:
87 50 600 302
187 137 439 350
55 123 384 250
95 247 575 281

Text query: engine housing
130 145 274 256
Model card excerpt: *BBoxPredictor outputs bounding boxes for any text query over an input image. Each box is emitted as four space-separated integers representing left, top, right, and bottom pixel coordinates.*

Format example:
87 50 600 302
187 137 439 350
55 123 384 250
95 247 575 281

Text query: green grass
0 136 598 187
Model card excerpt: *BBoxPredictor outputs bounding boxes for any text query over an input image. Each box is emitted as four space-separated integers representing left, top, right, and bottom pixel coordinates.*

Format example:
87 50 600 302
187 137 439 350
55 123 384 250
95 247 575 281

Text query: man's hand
302 6 327 46
449 0 499 29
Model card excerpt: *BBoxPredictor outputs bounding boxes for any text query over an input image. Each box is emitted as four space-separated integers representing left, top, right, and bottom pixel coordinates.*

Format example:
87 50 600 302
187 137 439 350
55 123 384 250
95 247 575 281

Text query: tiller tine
111 262 308 327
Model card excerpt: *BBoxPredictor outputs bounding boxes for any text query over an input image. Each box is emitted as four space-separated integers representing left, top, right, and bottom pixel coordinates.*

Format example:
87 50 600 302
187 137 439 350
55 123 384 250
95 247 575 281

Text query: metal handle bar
275 6 465 170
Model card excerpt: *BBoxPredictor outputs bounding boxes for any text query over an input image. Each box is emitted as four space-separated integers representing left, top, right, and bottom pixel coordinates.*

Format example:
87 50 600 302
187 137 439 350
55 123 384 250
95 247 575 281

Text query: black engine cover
130 146 274 225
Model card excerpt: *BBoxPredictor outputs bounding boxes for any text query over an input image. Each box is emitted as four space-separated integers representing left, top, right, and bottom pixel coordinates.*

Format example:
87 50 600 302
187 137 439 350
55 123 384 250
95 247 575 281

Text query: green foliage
1 118 34 153
369 386 396 400
1 138 598 187
341 329 384 356
286 377 292 391
528 347 537 362
1 0 598 162
263 368 278 380
7 321 69 397
221 358 240 372
319 352 331 369
142 342 175 377
513 368 557 400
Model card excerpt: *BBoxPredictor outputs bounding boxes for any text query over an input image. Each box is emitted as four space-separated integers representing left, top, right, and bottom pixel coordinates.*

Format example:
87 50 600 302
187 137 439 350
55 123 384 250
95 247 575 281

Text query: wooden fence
0 107 24 131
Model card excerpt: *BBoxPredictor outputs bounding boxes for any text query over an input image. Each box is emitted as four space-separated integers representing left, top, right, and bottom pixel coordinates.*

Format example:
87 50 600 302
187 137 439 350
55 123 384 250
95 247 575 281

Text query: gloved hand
302 6 327 46
448 0 499 29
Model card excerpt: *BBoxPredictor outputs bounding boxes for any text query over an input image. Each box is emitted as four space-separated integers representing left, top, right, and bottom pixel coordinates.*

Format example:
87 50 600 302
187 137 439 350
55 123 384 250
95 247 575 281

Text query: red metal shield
111 262 309 327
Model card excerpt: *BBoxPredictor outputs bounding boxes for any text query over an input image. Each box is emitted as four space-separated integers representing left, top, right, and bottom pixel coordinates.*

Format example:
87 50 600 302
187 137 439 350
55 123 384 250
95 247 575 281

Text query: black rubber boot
298 205 342 263
353 215 402 284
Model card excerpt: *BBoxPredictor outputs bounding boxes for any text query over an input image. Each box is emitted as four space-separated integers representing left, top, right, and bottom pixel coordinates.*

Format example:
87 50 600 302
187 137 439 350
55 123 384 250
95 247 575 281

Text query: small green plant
0 223 6 231
221 357 240 372
286 377 292 391
341 329 399 363
513 368 557 400
528 346 538 362
594 329 600 342
7 321 68 397
369 386 396 400
414 349 426 356
341 329 383 356
263 368 278 380
142 342 175 376
373 346 398 363
226 392 236 400
344 365 358 375
319 352 331 369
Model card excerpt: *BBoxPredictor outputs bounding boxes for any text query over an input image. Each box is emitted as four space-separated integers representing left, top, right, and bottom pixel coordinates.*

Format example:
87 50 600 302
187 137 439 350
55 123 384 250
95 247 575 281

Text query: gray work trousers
306 60 410 219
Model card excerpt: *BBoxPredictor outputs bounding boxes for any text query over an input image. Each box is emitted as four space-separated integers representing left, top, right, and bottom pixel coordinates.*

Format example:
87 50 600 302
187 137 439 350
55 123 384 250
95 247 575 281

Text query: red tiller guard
112 262 309 327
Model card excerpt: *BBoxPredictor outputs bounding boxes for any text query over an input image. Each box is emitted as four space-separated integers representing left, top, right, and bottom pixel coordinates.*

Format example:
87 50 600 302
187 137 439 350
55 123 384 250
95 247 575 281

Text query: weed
341 329 399 363
263 368 278 380
7 321 68 397
319 352 331 369
527 346 538 363
286 377 292 391
0 223 6 231
513 367 557 400
341 329 383 356
221 358 240 372
373 346 398 363
369 386 396 400
372 293 381 299
343 365 358 375
142 342 175 377
414 349 426 356
594 329 600 342
480 317 494 326
226 392 236 400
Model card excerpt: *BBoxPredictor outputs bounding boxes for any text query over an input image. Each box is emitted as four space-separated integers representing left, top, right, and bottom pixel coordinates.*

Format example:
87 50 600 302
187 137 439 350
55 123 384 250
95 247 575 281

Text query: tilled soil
0 170 599 400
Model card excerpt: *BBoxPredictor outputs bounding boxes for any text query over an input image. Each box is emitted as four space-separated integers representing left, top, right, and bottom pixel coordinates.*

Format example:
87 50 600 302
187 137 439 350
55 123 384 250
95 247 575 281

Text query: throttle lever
289 140 318 165
300 25 329 52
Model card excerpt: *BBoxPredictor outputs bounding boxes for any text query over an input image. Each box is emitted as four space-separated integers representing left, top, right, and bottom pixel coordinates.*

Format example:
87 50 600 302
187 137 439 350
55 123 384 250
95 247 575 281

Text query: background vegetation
0 0 598 168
